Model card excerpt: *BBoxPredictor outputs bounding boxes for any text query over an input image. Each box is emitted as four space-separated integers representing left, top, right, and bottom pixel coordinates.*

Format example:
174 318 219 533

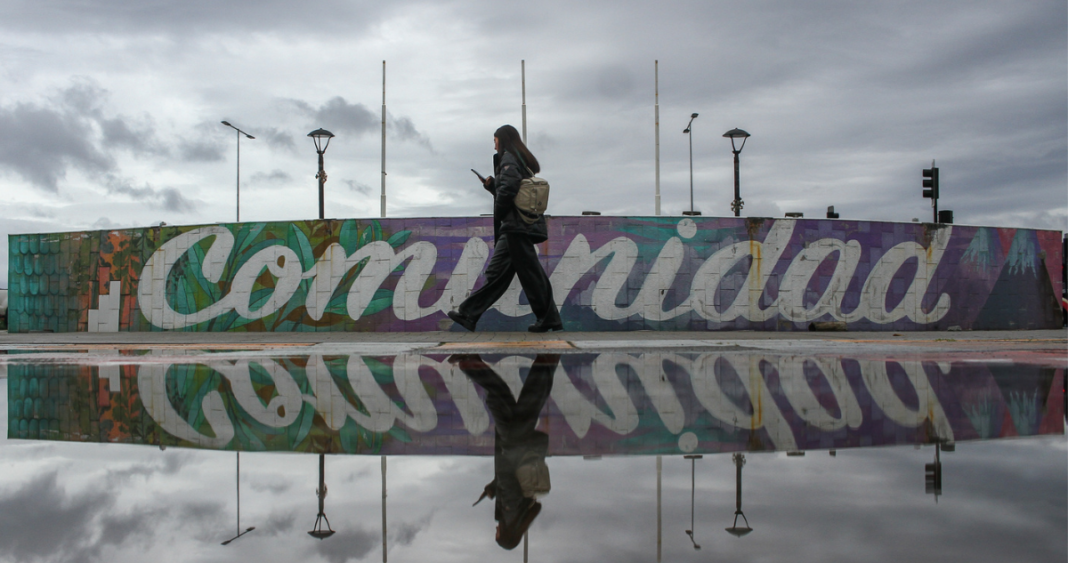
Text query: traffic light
922 167 939 200
925 462 942 495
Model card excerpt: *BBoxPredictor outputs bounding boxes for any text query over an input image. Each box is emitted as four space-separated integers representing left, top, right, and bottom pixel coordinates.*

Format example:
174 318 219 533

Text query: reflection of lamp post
221 451 256 545
308 128 335 220
309 454 336 540
723 128 750 217
725 453 753 537
684 454 703 550
682 113 700 216
221 121 254 223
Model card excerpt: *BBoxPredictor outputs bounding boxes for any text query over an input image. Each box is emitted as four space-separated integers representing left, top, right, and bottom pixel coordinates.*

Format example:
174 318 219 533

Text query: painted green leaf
364 357 394 384
386 230 411 248
388 425 412 443
357 224 372 248
363 288 393 316
371 220 383 242
289 403 316 448
339 220 360 255
287 224 315 270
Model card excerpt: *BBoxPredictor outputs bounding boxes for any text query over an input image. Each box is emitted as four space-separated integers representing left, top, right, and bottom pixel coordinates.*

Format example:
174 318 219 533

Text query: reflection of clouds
0 436 1060 561
104 452 191 484
391 513 433 547
258 511 297 536
0 472 111 562
249 476 295 495
314 528 378 563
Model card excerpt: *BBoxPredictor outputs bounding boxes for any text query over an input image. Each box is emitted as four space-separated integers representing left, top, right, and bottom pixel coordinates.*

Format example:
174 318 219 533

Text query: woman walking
448 125 562 332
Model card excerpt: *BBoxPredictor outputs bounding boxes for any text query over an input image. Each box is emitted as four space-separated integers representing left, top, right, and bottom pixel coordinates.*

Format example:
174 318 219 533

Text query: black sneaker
527 319 563 333
447 311 477 332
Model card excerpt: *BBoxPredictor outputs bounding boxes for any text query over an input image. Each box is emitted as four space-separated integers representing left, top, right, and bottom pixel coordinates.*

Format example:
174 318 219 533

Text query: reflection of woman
447 125 563 333
450 353 560 550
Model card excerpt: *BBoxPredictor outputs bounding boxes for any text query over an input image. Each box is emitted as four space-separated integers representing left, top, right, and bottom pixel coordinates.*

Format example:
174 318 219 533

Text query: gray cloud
0 0 401 36
254 127 298 152
0 99 113 191
391 514 432 547
0 80 176 193
389 115 433 152
105 452 192 484
251 169 294 185
0 472 111 562
105 175 198 213
308 97 378 137
314 527 378 563
290 97 433 150
258 511 297 536
344 179 372 195
179 139 226 162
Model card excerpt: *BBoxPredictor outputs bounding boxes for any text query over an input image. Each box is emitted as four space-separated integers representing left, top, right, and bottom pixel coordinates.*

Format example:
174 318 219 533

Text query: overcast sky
1 0 1065 283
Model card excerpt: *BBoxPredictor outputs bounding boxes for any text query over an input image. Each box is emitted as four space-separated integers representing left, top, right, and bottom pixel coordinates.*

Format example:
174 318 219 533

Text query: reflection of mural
8 353 1063 456
6 217 1064 333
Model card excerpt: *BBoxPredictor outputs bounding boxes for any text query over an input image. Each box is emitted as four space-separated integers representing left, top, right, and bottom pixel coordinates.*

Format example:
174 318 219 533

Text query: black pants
458 233 561 326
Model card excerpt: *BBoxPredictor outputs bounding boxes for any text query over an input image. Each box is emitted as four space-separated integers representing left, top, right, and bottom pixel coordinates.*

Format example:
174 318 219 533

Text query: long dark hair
494 124 540 174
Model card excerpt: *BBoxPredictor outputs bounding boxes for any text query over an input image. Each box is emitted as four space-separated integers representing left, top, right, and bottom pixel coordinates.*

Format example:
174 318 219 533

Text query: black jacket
485 151 548 244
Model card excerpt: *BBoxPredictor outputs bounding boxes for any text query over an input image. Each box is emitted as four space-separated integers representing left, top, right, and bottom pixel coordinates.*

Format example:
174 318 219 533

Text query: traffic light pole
922 161 939 223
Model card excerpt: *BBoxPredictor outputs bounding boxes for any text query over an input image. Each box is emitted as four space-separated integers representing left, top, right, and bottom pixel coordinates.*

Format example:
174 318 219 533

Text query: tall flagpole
656 455 662 562
521 60 527 144
654 60 661 216
381 456 387 562
381 61 387 218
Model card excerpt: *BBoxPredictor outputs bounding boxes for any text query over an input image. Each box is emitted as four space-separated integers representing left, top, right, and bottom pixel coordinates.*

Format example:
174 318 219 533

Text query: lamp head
308 128 335 153
221 120 232 127
723 128 750 153
691 113 699 119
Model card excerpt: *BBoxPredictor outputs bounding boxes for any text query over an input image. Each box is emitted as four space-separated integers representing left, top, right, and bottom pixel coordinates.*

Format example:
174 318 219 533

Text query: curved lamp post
725 453 753 537
221 121 254 222
309 454 336 540
723 128 750 217
682 113 700 216
308 128 335 220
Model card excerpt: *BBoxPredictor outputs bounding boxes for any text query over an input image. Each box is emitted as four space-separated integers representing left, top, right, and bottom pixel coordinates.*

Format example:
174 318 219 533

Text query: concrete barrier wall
6 216 1064 332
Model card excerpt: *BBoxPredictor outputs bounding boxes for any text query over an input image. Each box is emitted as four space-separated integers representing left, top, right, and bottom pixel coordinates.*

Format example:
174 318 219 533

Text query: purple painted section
6 216 1064 332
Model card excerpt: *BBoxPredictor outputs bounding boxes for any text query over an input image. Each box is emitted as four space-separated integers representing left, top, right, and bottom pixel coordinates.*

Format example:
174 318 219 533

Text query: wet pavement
1 329 1065 562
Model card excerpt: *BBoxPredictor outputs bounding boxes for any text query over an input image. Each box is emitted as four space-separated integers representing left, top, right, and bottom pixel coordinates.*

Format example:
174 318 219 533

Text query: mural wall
7 352 1064 455
6 216 1064 332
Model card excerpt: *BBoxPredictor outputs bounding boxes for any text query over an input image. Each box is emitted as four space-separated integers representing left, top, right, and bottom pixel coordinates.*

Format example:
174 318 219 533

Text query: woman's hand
483 176 495 192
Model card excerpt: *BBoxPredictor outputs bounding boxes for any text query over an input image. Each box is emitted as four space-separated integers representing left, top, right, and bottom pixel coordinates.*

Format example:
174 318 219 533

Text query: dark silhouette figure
450 353 559 549
448 125 562 333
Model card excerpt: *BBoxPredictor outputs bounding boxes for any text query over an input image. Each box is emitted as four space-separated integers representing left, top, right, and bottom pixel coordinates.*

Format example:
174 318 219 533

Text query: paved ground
0 329 1064 365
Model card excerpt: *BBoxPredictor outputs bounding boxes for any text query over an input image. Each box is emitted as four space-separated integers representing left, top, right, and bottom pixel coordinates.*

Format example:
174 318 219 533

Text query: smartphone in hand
471 169 487 183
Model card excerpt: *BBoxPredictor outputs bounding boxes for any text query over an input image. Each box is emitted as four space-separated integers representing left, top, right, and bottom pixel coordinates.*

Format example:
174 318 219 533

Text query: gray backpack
514 167 549 224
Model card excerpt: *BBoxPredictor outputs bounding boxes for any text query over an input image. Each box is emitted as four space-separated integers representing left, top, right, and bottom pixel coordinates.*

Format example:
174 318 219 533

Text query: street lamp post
725 453 753 537
221 121 254 223
682 113 699 216
309 453 336 540
723 128 750 217
308 128 335 220
684 454 703 550
221 451 256 545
